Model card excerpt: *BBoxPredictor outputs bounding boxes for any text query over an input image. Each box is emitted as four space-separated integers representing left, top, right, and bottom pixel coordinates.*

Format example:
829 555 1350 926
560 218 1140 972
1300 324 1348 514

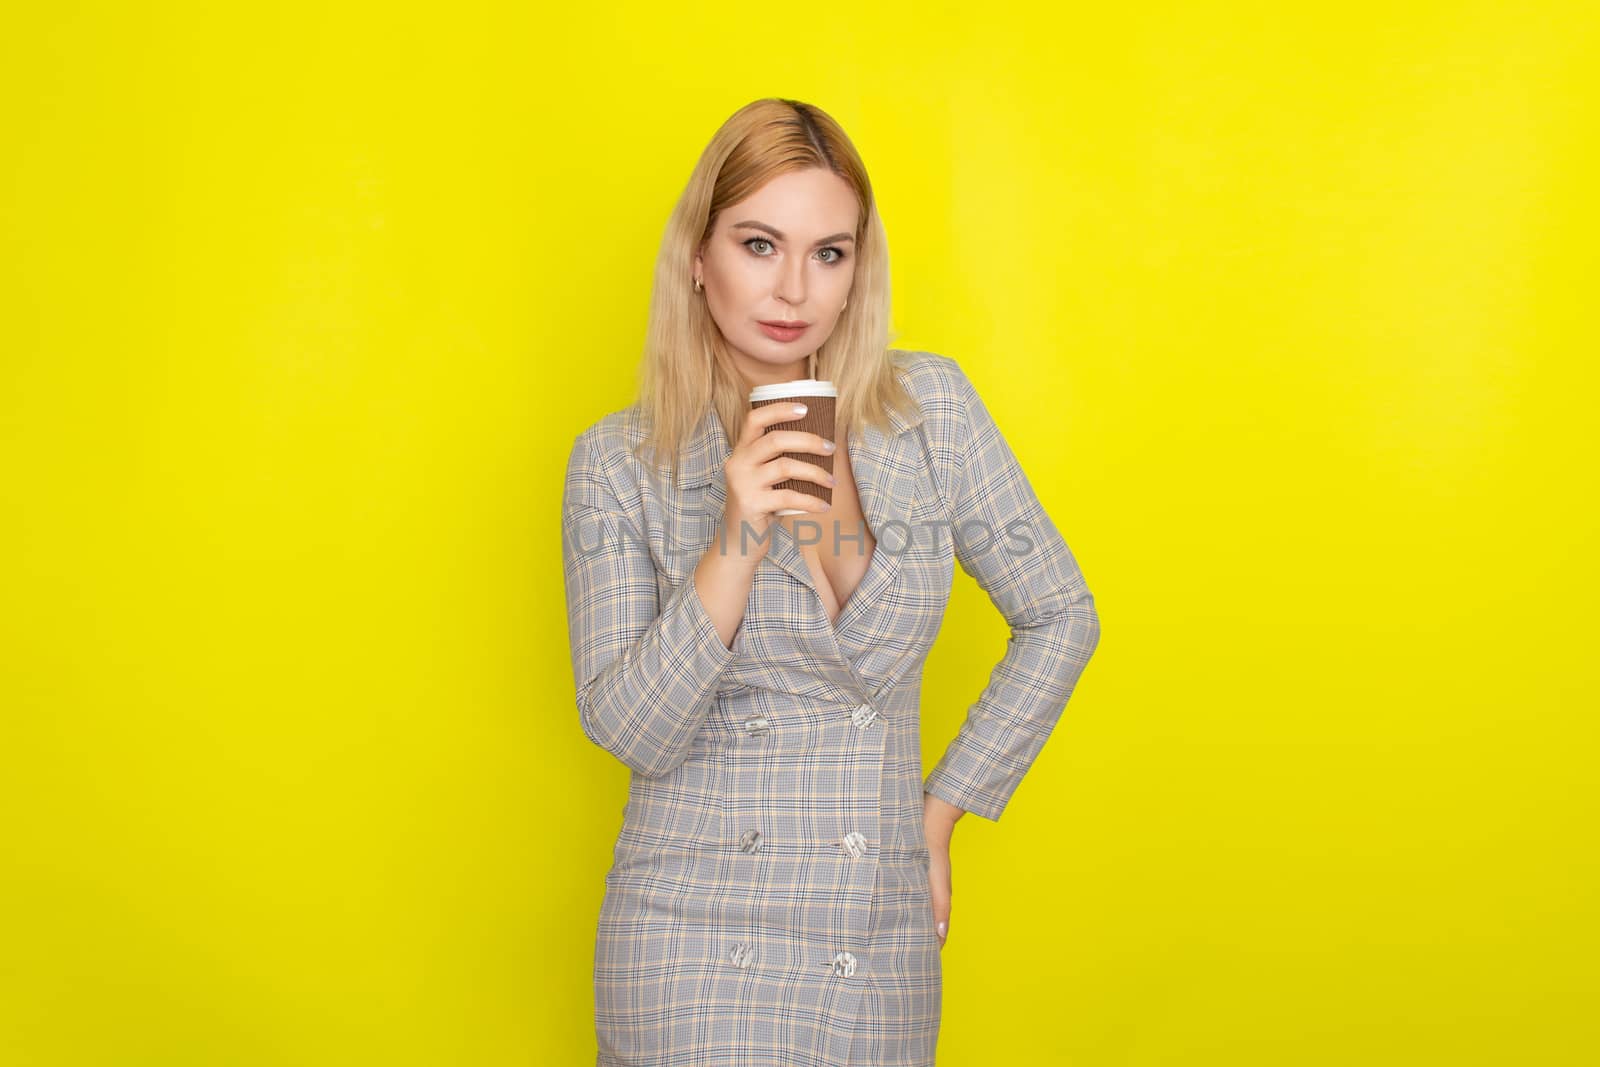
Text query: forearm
693 532 762 651
573 569 739 777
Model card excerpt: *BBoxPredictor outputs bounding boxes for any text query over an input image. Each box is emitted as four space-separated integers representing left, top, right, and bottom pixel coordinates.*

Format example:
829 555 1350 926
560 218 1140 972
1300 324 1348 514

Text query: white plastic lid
748 378 837 401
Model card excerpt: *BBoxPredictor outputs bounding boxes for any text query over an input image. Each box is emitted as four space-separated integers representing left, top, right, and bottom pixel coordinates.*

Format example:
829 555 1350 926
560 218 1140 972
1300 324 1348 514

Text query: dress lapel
821 414 919 644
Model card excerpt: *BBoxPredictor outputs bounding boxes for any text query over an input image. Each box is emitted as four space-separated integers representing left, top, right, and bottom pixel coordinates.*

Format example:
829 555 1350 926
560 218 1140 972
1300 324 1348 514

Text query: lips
758 320 810 342
760 320 810 329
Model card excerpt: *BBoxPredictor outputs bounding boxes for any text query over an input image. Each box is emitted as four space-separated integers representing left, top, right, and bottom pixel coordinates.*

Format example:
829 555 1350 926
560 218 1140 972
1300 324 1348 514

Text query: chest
776 437 876 625
642 420 955 705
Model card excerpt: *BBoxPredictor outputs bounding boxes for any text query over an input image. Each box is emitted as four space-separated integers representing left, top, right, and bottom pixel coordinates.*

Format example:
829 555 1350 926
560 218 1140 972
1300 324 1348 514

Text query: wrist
923 790 965 832
700 531 763 575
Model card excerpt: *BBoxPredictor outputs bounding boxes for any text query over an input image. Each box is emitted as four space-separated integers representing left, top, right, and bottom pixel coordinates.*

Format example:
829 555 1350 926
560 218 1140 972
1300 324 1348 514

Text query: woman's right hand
720 400 836 562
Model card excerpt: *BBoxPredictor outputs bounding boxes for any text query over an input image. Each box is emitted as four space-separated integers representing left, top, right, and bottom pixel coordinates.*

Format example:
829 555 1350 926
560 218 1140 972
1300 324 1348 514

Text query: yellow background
4 2 1596 1063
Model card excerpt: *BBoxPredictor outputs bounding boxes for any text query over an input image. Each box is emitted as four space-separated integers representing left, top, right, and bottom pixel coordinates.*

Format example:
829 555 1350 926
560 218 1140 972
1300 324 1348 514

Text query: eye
743 237 774 255
818 246 847 265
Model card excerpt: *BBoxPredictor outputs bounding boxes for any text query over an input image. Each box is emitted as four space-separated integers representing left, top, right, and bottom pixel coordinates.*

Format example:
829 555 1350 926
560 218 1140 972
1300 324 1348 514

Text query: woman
561 98 1101 1066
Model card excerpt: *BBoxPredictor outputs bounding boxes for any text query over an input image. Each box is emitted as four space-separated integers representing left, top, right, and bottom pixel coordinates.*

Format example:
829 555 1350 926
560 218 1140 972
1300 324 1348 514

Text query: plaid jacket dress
561 349 1101 1066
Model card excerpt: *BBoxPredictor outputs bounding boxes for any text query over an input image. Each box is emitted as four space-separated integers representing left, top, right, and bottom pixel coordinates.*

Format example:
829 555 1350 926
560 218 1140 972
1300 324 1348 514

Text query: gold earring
694 277 703 292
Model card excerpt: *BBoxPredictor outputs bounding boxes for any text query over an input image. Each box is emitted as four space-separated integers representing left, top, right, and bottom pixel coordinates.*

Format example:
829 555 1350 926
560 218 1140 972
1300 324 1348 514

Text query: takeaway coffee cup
748 379 837 516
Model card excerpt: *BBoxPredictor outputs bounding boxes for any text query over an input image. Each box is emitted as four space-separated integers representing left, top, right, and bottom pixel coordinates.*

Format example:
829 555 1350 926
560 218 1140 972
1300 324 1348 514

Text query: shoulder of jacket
887 348 976 436
573 404 651 463
890 347 957 385
884 350 975 522
566 405 649 512
888 348 977 411
576 402 646 445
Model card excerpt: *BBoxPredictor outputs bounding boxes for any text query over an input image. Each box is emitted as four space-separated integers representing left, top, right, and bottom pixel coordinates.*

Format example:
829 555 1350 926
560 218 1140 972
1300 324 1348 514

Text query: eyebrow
731 220 855 245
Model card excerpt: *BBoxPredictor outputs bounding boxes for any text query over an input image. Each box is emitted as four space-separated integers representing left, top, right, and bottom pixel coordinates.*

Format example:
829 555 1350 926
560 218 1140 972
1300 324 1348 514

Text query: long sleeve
561 426 738 778
921 359 1102 822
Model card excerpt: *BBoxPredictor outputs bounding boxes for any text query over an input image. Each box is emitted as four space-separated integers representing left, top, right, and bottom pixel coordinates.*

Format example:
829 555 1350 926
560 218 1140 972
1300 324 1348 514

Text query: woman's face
694 167 858 387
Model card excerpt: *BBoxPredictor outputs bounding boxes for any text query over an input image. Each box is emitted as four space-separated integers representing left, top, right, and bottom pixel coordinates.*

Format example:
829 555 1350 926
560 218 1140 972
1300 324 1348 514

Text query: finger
934 896 951 948
739 400 813 449
754 428 836 465
927 852 953 948
770 489 830 514
760 456 836 491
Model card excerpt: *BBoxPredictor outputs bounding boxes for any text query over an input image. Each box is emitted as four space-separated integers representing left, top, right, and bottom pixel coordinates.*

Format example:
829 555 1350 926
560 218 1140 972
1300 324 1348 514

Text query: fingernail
936 922 947 939
792 404 807 415
822 440 836 452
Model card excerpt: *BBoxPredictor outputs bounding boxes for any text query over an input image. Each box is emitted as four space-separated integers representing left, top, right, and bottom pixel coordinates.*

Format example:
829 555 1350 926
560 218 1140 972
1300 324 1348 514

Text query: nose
773 250 807 306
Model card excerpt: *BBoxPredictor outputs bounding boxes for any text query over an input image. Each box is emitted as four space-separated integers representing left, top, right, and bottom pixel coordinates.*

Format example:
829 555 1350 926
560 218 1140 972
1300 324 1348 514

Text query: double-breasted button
850 703 877 729
738 828 764 854
730 943 755 969
830 951 858 978
840 831 868 859
743 716 771 737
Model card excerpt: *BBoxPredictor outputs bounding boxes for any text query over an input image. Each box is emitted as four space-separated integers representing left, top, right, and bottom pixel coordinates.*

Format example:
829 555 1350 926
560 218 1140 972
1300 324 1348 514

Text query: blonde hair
634 97 918 487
